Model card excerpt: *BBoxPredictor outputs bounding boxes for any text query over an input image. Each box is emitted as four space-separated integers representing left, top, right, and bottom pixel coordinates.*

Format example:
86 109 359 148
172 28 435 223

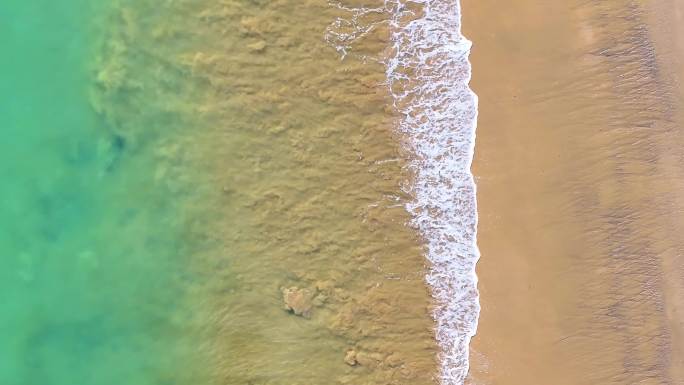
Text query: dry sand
645 1 684 381
464 1 684 384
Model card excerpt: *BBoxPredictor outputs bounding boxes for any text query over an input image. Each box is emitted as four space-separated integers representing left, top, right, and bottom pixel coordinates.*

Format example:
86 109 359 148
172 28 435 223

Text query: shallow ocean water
1 1 211 384
1 1 442 384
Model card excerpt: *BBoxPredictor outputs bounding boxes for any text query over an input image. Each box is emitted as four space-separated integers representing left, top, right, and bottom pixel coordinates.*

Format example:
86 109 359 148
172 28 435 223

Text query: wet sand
464 1 684 384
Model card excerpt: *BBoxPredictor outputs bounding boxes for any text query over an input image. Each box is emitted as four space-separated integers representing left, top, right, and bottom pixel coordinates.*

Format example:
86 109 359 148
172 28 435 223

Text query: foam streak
327 1 480 383
386 1 480 383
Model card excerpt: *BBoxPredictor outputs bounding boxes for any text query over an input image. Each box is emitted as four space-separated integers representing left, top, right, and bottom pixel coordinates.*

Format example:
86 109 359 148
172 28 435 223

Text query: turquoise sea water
0 2 208 384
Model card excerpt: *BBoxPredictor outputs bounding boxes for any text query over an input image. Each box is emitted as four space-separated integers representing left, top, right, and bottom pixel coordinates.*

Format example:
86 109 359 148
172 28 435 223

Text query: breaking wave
327 1 480 384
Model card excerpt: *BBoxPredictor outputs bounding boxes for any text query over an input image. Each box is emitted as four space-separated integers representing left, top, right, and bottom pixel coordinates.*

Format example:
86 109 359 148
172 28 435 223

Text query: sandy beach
646 1 684 381
464 1 684 384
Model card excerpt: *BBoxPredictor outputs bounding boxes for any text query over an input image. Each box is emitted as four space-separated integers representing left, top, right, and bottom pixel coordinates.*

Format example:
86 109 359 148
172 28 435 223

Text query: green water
0 2 209 384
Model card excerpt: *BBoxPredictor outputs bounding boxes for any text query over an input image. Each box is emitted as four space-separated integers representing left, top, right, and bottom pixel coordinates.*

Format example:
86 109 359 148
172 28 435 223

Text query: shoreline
384 1 480 383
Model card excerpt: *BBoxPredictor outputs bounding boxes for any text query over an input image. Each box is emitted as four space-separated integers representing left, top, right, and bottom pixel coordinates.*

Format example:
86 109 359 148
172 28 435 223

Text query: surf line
326 1 480 383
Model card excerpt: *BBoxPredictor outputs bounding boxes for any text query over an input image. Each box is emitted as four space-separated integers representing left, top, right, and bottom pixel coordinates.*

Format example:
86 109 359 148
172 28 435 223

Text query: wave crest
327 1 480 383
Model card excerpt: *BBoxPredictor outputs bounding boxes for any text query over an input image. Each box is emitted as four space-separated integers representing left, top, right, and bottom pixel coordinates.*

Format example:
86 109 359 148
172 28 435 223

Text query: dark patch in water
112 134 126 153
104 134 127 174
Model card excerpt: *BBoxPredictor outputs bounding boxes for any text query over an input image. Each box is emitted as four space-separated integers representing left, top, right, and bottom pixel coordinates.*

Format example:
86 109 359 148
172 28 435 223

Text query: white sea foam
327 1 480 384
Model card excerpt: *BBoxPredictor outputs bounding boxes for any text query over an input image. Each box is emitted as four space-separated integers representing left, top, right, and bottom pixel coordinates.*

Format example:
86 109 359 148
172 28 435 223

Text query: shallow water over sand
464 1 684 384
1 1 213 383
93 0 442 384
3 0 443 383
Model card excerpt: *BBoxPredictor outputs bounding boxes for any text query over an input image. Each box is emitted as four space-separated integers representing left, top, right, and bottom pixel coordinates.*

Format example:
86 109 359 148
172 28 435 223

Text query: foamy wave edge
326 1 480 383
